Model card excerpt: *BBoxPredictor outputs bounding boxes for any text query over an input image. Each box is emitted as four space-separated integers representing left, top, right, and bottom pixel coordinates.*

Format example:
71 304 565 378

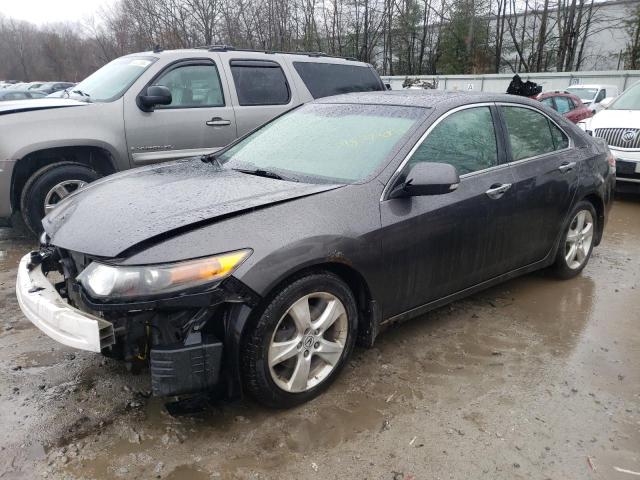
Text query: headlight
77 249 251 300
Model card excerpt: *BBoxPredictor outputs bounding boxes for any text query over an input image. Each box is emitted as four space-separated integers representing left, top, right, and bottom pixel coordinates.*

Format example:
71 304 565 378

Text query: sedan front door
124 56 237 166
379 105 518 318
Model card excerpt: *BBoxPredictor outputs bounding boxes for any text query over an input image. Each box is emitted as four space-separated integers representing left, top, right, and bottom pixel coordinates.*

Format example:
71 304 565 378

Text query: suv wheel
553 201 597 279
20 162 101 235
242 273 358 408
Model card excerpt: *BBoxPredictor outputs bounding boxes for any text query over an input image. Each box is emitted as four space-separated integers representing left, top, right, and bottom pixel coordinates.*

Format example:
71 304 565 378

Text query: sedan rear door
497 103 578 267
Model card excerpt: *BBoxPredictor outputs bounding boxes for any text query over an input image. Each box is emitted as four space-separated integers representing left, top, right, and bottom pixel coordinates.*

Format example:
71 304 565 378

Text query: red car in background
538 91 593 124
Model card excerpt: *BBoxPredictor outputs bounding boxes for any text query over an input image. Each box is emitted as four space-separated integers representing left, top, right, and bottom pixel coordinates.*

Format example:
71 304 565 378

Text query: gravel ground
0 196 639 480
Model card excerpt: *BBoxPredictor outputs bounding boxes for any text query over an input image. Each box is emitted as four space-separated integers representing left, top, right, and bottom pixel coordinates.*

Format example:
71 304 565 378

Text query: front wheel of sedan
553 201 597 279
242 273 358 408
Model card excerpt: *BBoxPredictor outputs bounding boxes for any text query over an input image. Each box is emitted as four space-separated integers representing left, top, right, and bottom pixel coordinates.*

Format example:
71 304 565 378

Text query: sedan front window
218 103 426 183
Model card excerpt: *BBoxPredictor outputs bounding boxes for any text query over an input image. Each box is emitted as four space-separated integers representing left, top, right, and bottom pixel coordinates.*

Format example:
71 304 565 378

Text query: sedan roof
316 90 543 109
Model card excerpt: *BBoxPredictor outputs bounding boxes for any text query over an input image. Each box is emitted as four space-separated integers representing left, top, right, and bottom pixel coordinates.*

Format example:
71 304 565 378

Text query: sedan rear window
501 106 568 161
293 62 383 99
218 103 425 183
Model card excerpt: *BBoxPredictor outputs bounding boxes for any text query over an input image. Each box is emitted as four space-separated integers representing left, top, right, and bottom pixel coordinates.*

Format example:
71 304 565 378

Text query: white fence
381 70 640 93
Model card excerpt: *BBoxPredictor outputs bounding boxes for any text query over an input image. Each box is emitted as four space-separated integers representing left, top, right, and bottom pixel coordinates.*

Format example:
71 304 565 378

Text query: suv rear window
230 60 290 106
293 62 383 99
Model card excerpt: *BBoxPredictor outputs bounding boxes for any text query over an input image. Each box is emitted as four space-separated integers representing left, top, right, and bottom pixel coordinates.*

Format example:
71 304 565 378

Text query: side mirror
385 83 392 90
599 97 613 108
389 162 460 198
138 85 172 112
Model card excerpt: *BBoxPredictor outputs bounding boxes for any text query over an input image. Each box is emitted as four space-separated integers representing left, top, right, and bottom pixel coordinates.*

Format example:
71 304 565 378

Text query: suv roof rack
193 44 358 61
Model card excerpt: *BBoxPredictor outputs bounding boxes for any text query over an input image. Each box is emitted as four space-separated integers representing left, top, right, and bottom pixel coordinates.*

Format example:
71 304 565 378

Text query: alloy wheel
43 180 87 214
564 209 594 270
268 292 348 393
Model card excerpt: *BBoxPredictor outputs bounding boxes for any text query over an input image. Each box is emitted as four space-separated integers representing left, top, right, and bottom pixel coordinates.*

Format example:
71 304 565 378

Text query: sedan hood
0 98 88 115
44 159 342 258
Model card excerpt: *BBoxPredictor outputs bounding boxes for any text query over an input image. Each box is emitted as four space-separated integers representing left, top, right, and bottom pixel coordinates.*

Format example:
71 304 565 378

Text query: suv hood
43 158 341 258
0 98 88 115
590 109 640 130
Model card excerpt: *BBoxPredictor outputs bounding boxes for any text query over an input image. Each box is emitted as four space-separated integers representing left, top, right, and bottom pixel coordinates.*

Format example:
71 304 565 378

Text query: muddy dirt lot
1 197 639 480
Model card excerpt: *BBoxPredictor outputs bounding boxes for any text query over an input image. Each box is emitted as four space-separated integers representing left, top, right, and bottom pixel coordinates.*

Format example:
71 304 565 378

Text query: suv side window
407 106 498 175
230 60 290 106
501 106 568 160
293 62 382 99
154 63 224 108
595 89 606 103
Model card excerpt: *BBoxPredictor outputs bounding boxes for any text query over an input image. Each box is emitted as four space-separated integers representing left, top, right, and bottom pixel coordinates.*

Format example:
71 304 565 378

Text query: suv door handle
485 183 512 199
206 117 231 127
558 161 576 173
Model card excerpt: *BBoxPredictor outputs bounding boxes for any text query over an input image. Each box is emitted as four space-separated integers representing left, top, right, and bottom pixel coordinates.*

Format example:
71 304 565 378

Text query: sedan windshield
609 83 640 110
566 87 598 101
68 56 157 102
218 103 426 183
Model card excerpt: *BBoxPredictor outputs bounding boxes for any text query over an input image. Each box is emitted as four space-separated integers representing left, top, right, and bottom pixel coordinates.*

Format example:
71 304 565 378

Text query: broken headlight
76 250 251 300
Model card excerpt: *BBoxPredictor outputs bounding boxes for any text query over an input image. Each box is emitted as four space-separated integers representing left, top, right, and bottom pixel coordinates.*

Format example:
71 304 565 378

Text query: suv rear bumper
16 253 115 352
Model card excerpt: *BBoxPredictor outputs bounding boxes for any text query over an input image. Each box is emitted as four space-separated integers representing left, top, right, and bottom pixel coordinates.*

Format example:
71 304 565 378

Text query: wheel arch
581 191 605 246
10 145 118 212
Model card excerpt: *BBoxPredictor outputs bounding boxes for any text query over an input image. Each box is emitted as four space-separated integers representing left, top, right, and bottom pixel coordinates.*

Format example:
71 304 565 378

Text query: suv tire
241 272 358 408
20 162 101 235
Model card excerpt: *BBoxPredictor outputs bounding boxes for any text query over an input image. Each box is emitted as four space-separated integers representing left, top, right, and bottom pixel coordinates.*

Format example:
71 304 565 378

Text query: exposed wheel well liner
582 192 605 246
10 146 117 212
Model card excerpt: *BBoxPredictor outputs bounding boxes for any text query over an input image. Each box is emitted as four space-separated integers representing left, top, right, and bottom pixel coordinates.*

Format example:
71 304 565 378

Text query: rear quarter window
293 62 383 99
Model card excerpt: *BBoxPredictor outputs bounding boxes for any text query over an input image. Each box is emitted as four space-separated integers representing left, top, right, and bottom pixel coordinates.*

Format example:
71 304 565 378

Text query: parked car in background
566 84 619 113
0 90 47 101
34 81 75 94
585 81 640 192
538 91 593 124
16 91 614 407
24 82 47 90
0 47 385 235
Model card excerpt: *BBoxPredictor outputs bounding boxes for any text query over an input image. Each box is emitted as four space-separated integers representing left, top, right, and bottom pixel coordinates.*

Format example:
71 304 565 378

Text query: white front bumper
16 253 114 352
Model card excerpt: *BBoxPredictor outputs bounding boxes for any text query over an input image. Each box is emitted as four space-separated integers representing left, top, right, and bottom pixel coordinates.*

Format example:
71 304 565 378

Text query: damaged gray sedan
16 91 614 408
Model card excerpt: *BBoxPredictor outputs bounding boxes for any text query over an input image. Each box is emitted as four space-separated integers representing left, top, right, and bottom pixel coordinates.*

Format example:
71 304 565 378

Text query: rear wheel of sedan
242 273 358 408
553 201 597 279
20 162 100 235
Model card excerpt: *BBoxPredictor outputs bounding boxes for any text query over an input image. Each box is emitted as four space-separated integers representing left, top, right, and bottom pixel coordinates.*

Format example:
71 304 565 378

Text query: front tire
552 201 597 279
20 162 100 235
241 273 358 408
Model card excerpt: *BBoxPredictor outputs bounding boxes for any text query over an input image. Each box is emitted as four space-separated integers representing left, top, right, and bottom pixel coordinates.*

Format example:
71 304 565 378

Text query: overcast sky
1 0 115 25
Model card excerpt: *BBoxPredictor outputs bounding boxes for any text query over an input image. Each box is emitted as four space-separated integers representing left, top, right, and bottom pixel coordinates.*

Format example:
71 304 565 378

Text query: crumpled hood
44 158 341 258
0 98 88 115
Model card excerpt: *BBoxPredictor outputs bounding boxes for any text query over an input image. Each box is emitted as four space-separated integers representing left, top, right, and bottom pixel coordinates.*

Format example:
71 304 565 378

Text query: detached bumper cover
16 253 115 352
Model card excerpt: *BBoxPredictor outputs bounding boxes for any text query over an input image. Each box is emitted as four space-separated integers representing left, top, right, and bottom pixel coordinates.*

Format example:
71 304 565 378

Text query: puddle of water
164 464 210 480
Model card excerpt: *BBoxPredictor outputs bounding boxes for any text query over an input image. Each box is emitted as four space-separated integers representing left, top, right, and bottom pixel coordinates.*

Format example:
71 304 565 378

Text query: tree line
1 0 638 82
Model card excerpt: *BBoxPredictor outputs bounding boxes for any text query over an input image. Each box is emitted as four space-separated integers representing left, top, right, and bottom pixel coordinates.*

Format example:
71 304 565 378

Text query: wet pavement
0 197 639 480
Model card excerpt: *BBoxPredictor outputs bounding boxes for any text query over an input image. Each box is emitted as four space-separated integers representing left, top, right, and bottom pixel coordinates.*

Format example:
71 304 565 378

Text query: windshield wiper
232 167 298 182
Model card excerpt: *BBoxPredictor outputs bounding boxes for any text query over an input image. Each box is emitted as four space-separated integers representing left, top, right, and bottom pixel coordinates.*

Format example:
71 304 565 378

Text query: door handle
206 117 231 127
485 183 512 199
558 161 576 173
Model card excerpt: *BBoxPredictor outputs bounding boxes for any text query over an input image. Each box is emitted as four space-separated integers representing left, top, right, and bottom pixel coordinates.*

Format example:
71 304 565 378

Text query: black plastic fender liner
223 303 255 400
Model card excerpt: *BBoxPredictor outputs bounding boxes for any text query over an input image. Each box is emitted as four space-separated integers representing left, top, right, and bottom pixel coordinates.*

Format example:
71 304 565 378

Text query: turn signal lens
77 249 252 300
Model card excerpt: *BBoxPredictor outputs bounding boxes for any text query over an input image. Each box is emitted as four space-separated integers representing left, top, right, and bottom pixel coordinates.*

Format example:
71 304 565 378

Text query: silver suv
0 46 384 234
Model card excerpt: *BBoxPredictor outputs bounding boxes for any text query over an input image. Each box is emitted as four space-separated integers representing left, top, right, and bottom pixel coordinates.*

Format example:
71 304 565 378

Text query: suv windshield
566 87 598 101
69 56 157 102
218 103 426 183
609 83 640 110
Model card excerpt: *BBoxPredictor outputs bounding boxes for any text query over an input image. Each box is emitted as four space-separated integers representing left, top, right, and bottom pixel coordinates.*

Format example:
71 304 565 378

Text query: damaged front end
19 241 260 398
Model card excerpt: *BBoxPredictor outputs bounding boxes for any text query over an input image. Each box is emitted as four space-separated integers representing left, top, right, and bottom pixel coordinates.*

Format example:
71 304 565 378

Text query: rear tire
20 162 100 236
552 200 597 279
241 272 358 408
